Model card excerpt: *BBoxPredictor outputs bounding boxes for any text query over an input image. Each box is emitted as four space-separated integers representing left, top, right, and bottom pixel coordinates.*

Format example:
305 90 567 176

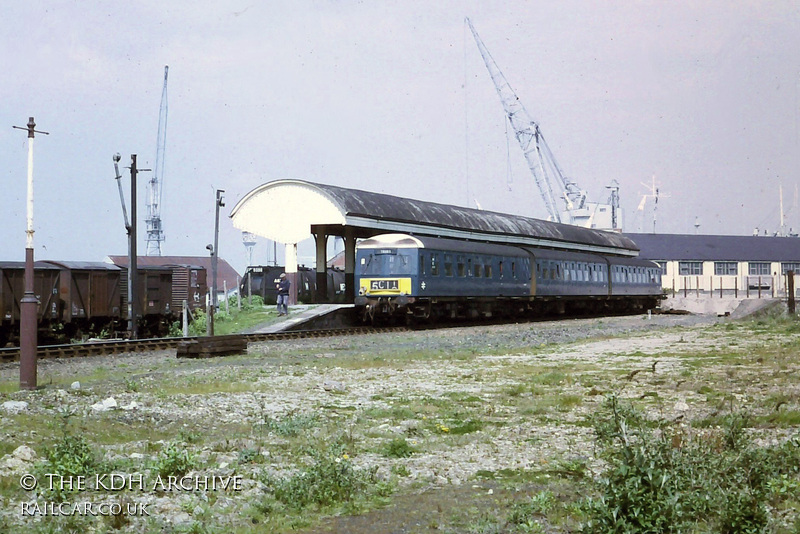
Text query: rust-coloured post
735 277 738 299
13 117 48 391
710 275 713 297
788 271 796 314
720 277 723 298
696 276 699 298
758 276 762 299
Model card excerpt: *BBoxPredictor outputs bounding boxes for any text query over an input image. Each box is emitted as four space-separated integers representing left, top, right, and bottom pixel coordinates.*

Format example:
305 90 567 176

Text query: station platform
246 304 355 334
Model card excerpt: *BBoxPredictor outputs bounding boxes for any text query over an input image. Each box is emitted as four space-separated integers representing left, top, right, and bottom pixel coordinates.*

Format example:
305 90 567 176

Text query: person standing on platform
276 273 290 316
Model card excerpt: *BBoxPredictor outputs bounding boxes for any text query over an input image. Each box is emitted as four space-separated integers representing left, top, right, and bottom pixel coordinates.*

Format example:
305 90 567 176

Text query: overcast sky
2 1 799 275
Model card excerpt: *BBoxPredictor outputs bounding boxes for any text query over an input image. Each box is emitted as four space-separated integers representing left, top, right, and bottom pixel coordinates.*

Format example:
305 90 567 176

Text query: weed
152 441 197 478
259 412 318 437
581 396 800 533
382 437 416 458
507 490 557 531
34 423 98 500
238 447 263 464
449 418 485 435
262 443 387 510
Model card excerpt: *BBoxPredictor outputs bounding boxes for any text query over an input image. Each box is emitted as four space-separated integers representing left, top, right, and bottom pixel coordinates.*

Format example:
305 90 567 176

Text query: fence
670 271 798 300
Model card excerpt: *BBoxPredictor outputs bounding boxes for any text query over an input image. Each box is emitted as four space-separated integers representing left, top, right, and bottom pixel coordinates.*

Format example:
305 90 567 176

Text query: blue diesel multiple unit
355 234 662 322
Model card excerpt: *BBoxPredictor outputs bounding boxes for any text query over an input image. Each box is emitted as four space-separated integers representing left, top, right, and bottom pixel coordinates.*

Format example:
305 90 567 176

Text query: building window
714 262 738 276
749 262 770 276
655 261 667 274
678 261 703 276
781 262 800 275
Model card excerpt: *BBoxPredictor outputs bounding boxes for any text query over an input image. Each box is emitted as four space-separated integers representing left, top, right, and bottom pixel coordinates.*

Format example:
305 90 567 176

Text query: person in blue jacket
276 273 290 316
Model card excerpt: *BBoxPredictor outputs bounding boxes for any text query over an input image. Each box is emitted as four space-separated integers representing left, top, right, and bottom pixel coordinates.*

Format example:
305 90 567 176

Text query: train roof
357 234 529 256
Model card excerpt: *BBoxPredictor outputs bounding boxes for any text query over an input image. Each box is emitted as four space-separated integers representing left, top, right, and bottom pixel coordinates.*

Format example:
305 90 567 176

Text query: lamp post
12 117 48 391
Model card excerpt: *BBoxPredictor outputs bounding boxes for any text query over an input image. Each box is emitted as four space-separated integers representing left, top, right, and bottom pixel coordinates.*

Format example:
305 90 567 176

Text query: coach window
511 261 516 279
419 254 426 275
467 258 473 277
499 260 504 278
474 262 482 278
457 256 466 277
444 255 453 277
430 254 439 276
485 263 492 278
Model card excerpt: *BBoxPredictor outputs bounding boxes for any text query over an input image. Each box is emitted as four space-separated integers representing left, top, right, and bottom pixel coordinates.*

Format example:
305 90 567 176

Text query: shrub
152 441 197 478
263 444 386 510
34 429 98 500
581 397 800 533
262 444 394 511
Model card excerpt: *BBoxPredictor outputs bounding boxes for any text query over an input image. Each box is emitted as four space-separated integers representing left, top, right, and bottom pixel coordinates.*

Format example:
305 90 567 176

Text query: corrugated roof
625 233 800 262
314 181 637 250
231 179 639 256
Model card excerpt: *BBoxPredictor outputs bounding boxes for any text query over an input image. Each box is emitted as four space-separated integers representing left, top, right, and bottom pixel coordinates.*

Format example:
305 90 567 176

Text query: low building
625 233 800 296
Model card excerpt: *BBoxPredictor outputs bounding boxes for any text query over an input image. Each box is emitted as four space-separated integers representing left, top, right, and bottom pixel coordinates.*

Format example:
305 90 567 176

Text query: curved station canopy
229 179 639 302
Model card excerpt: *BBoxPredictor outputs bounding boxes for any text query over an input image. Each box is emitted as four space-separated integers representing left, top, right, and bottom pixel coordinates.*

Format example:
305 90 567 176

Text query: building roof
105 256 241 292
230 179 639 256
625 233 800 262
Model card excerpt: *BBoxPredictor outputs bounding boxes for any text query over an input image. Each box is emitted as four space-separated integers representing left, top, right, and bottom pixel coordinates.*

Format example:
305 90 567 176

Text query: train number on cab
370 279 399 291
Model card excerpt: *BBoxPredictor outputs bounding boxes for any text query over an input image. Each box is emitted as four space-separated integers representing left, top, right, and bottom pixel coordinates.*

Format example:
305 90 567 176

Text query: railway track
0 307 663 364
0 326 408 363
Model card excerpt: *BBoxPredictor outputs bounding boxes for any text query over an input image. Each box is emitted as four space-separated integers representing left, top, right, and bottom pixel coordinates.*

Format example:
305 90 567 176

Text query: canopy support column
344 227 356 302
285 243 298 305
314 230 328 302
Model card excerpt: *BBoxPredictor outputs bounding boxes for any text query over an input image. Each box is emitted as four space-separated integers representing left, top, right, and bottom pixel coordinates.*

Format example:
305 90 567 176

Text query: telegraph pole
13 117 48 390
209 189 225 336
129 155 140 339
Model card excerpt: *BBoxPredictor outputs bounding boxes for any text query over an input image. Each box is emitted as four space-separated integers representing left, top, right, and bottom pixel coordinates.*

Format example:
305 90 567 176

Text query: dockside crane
466 18 620 230
146 65 169 256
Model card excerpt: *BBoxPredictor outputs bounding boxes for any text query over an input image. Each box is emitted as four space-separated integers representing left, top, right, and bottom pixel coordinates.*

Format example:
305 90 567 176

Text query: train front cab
355 239 418 320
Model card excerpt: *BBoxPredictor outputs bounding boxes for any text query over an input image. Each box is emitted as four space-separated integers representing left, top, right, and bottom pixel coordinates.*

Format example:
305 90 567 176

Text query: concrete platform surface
246 304 354 334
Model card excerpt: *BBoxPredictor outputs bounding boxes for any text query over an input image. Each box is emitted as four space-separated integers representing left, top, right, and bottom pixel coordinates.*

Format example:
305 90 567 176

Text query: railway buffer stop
229 179 639 305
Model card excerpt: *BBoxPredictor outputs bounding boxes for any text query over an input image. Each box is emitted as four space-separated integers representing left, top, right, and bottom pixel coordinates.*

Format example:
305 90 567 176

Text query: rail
0 326 409 363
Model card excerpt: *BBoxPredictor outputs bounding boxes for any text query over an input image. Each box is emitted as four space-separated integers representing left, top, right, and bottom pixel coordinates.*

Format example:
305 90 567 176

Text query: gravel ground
5 311 791 533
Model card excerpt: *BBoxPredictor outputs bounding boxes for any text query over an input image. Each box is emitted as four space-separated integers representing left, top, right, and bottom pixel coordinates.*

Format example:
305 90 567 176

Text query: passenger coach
355 233 662 322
